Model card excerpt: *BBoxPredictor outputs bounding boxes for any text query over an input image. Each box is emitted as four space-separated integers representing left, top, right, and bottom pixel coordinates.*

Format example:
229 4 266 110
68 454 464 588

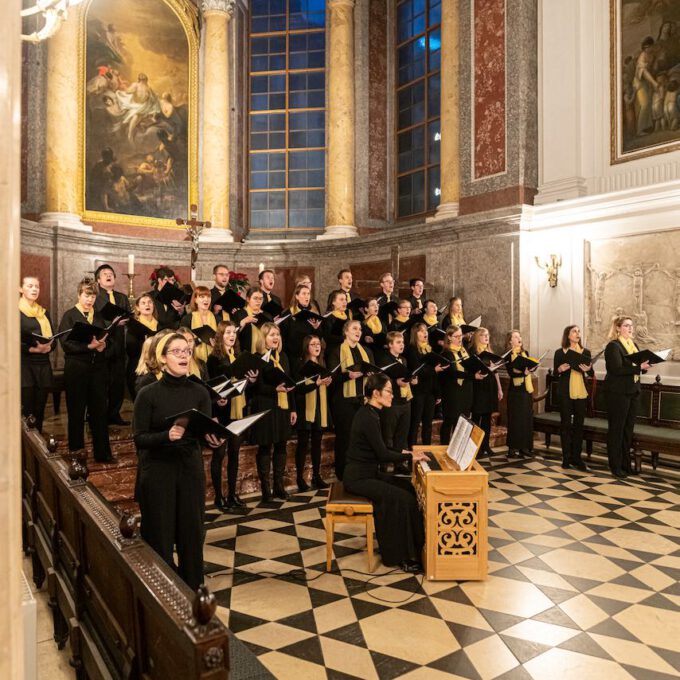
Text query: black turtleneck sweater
133 373 211 459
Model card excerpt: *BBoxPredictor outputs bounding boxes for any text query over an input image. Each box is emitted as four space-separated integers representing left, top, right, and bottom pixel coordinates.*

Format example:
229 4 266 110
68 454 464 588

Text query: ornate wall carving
585 231 680 359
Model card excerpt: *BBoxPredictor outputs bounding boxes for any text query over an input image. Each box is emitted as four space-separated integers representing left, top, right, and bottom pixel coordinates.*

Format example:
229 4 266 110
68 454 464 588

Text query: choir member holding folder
323 290 350 357
233 288 270 353
207 320 258 510
58 278 113 462
505 330 535 457
361 297 387 359
281 284 324 367
406 323 444 447
150 267 186 329
133 332 225 589
441 296 465 331
294 335 333 491
126 294 159 399
553 325 594 470
439 325 483 444
470 327 503 456
19 276 55 432
180 286 224 363
604 316 651 479
249 322 296 501
327 319 375 480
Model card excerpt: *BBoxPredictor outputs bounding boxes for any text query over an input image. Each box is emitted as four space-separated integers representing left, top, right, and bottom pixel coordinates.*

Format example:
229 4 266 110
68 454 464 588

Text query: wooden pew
21 420 231 680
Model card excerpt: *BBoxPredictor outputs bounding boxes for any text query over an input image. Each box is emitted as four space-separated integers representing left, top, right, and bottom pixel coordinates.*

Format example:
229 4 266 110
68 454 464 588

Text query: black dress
604 340 644 476
94 289 131 422
470 349 498 455
505 353 534 452
133 373 211 590
20 311 54 432
439 348 474 445
149 287 181 330
344 405 424 567
406 346 437 447
58 307 112 461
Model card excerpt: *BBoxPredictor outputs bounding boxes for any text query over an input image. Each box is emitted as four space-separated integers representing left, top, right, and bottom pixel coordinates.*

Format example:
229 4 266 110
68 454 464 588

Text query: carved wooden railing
21 419 230 679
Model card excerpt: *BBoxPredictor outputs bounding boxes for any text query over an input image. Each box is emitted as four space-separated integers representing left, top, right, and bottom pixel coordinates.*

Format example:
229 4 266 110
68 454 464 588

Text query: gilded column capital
201 0 235 17
328 0 355 9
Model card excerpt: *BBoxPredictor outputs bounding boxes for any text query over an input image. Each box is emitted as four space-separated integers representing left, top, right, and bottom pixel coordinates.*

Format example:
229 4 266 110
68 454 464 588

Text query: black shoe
95 455 114 464
260 488 272 503
561 461 572 469
214 496 229 511
613 470 628 479
273 486 289 501
520 449 533 456
297 479 310 493
400 560 423 574
311 476 330 490
574 462 588 472
108 416 130 426
227 494 246 508
507 449 520 458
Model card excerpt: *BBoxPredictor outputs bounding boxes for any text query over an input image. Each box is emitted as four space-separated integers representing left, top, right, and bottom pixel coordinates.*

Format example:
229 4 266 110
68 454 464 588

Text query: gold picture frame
610 0 680 164
77 0 199 228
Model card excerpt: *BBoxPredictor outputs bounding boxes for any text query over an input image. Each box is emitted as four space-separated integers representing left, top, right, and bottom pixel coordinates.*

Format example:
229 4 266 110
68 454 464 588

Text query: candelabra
126 274 138 305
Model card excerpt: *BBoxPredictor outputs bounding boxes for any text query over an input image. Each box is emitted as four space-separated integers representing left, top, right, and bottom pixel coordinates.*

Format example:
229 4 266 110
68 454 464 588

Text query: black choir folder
99 301 132 322
26 329 71 345
213 289 246 313
165 409 269 438
624 348 672 365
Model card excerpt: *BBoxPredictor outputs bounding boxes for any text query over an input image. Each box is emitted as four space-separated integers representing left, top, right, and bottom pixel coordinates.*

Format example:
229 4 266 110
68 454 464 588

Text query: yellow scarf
245 305 263 352
290 304 301 315
451 346 469 385
191 311 217 362
137 315 158 332
304 370 328 427
270 350 289 409
75 303 94 324
393 356 412 401
511 348 534 394
19 298 52 337
567 346 587 399
340 341 369 397
226 349 246 419
423 314 438 326
619 337 639 383
189 358 202 378
332 310 348 321
394 314 410 323
414 298 423 309
450 313 465 327
365 315 382 334
107 290 116 304
475 343 488 355
417 341 431 354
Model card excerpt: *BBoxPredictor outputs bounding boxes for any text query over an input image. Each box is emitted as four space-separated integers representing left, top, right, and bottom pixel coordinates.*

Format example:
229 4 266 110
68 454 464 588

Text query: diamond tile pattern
205 450 680 679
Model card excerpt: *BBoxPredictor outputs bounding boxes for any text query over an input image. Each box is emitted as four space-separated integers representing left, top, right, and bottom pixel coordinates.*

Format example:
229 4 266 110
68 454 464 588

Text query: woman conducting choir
207 320 257 510
505 330 535 457
470 327 503 456
327 319 374 480
604 316 650 479
58 278 112 462
439 326 483 444
553 325 593 470
250 322 296 501
294 335 332 491
406 323 443 447
343 373 429 573
133 332 225 589
20 276 55 432
126 293 159 399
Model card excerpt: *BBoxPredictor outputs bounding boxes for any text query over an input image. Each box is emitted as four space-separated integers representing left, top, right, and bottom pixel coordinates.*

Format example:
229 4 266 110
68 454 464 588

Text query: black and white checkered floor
202 448 680 680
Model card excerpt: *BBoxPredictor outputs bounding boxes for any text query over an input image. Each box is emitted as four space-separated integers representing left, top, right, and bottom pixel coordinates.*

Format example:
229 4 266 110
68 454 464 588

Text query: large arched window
396 0 441 219
248 0 326 238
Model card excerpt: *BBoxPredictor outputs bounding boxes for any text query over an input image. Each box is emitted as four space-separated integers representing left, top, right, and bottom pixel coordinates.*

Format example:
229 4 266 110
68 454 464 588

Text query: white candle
128 254 135 275
258 262 265 273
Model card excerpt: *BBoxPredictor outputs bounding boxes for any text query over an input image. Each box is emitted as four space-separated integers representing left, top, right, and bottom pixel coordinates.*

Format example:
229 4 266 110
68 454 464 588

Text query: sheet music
655 348 672 361
458 438 478 471
469 315 482 327
226 410 269 436
447 416 472 464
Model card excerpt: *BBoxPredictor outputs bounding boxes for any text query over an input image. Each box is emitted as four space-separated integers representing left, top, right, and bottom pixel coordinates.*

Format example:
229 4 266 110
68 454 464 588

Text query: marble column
200 0 235 242
319 0 357 239
1 0 25 676
431 0 459 220
41 7 90 231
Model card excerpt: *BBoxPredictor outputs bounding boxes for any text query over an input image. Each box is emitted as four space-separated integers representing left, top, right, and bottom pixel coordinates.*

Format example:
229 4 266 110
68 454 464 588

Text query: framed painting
611 0 680 163
79 0 199 226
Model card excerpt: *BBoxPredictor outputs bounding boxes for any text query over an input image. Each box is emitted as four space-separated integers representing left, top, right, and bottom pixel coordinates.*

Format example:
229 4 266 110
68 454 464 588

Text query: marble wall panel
586 230 680 359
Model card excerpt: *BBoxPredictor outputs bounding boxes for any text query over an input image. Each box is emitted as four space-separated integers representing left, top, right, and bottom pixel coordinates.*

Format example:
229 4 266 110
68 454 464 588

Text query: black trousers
472 412 492 453
64 359 111 461
331 397 362 480
295 429 323 482
210 434 242 499
606 389 638 475
408 394 436 448
380 401 411 452
344 473 423 567
139 450 205 590
21 362 52 433
256 442 288 493
107 354 127 419
506 385 534 451
559 397 587 464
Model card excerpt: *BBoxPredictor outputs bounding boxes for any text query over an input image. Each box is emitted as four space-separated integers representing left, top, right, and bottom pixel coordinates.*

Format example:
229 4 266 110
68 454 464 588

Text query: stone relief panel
586 231 680 359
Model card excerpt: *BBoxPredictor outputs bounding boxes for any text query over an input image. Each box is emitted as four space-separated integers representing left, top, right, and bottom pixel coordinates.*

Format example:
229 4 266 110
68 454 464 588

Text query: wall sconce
535 253 562 288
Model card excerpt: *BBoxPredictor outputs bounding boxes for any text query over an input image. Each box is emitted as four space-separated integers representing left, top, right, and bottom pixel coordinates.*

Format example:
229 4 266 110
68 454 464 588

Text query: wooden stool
325 481 375 572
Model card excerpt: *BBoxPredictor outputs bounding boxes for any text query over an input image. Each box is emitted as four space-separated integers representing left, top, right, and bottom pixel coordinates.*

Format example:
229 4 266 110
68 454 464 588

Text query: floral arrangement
228 271 249 295
149 265 181 287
